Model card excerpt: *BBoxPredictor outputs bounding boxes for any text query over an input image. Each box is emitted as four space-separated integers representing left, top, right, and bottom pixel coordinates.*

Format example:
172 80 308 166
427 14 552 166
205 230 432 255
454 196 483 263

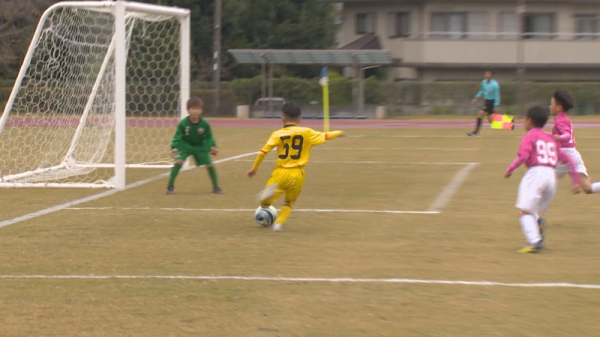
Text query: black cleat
166 185 175 195
213 186 224 194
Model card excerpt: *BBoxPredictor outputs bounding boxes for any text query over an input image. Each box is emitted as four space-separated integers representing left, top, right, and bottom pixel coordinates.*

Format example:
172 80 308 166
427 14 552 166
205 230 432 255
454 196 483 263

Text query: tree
0 0 57 78
142 0 336 80
0 0 336 81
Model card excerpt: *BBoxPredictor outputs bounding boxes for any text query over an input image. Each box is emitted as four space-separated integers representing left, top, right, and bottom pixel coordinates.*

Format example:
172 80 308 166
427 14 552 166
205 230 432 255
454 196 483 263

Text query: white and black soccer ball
254 206 278 227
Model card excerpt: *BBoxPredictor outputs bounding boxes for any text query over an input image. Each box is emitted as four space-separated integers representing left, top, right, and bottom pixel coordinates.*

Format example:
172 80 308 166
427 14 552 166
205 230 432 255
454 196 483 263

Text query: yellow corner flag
491 113 515 130
319 67 330 132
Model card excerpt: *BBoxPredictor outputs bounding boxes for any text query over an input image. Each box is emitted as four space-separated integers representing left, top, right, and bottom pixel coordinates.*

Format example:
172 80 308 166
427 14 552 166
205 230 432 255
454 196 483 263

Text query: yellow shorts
263 167 305 206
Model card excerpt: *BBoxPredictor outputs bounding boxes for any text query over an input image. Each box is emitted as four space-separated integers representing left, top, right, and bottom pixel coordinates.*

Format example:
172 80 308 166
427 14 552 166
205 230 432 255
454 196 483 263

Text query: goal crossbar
0 1 190 189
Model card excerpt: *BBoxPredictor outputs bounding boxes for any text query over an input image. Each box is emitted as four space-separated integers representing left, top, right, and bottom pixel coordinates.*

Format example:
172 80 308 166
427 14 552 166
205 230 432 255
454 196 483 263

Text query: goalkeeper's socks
168 163 182 186
208 166 219 188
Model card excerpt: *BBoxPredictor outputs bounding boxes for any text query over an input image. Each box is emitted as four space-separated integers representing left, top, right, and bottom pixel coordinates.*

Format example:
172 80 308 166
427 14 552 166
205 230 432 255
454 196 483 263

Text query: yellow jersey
251 124 343 170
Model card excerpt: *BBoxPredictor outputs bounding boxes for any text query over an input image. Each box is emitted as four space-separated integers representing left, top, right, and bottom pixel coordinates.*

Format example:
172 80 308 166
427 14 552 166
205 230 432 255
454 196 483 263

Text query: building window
388 12 410 38
524 13 556 39
467 12 490 39
356 13 376 34
498 12 519 40
431 13 467 39
575 14 599 40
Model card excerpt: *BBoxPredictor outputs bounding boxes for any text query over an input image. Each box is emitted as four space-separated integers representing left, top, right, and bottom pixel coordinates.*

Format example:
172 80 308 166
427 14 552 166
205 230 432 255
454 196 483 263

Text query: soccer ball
254 206 278 227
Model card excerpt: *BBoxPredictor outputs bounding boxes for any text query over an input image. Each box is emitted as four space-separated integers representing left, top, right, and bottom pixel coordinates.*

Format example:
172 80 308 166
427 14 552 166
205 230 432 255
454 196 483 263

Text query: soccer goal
0 1 190 189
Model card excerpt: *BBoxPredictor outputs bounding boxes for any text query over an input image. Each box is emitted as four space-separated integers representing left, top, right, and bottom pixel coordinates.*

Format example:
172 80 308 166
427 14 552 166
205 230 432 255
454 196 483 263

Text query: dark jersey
171 116 216 152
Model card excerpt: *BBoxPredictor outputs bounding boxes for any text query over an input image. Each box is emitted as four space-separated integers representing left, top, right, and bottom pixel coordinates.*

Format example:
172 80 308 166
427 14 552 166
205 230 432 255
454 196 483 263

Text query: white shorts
516 166 556 214
556 147 588 178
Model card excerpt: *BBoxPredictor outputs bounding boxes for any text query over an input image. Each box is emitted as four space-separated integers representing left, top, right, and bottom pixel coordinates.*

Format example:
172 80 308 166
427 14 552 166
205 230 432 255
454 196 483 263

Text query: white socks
591 182 600 194
520 214 541 245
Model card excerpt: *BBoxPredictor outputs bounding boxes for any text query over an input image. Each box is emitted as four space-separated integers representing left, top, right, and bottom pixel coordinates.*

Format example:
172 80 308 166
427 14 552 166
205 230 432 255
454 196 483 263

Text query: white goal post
0 1 190 189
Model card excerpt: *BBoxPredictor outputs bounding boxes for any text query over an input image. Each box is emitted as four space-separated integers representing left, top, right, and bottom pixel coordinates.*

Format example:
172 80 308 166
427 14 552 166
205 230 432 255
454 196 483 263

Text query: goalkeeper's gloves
170 148 179 159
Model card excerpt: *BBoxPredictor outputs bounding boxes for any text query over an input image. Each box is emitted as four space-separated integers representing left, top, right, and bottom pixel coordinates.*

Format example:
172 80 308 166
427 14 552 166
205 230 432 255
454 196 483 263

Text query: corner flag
320 67 330 132
491 113 515 130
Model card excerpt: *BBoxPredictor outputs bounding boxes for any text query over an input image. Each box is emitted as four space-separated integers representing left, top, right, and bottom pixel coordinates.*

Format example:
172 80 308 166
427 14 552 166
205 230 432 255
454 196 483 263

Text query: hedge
3 79 600 115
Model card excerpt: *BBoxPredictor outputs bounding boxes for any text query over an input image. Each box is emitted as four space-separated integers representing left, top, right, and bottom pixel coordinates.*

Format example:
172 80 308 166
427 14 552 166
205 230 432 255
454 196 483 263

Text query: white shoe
257 184 278 203
272 223 283 232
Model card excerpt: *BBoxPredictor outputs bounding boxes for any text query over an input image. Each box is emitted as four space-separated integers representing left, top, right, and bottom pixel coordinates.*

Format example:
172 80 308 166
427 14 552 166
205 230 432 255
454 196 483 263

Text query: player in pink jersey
551 89 600 194
505 105 581 253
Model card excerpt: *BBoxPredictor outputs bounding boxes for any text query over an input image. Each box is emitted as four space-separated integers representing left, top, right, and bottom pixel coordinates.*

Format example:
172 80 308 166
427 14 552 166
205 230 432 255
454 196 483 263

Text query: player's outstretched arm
505 139 531 177
326 131 344 140
247 151 266 178
308 129 344 146
248 135 277 178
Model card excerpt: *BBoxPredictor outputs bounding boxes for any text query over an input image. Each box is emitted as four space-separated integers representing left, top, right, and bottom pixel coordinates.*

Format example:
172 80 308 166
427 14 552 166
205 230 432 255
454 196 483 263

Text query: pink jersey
552 112 576 148
506 128 580 185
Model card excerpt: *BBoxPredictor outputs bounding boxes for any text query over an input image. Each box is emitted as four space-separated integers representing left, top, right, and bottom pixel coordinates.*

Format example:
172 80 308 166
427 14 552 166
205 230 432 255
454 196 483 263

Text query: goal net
0 1 190 188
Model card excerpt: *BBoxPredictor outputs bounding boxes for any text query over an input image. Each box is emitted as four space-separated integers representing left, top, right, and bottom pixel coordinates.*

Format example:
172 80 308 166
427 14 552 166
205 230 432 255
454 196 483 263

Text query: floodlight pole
517 0 526 114
268 63 274 115
261 55 267 101
212 0 222 114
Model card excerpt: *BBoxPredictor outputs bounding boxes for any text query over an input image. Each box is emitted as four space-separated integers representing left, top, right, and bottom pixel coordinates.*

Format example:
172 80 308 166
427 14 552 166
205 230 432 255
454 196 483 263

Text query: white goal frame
0 1 190 189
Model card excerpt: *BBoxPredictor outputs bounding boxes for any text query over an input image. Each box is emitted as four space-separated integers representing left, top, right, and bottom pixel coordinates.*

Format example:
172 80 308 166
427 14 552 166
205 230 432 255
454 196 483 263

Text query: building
322 0 600 81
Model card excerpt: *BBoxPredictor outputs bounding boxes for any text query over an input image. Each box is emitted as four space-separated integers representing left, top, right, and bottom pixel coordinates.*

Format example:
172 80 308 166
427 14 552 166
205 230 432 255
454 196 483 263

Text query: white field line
65 207 438 215
0 274 598 289
349 135 509 138
0 152 257 229
235 159 477 165
321 147 478 151
428 163 479 212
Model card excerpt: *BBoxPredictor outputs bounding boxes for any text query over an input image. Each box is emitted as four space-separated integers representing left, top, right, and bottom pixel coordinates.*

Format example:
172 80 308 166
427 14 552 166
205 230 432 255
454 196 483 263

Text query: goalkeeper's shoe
213 186 224 194
537 218 547 242
273 223 283 232
166 185 175 195
518 241 544 254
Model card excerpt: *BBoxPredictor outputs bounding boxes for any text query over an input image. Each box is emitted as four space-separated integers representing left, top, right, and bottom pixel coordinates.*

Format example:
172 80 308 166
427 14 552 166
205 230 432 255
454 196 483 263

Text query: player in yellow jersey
247 101 344 231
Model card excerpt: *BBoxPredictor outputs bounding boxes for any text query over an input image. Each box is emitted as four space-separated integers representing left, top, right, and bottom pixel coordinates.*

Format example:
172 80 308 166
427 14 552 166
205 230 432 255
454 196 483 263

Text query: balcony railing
415 31 600 40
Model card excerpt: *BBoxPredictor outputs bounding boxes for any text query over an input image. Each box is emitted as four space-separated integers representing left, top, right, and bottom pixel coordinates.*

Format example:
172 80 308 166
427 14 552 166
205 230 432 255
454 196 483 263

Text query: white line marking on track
0 152 257 229
65 207 439 215
428 163 479 212
0 274 598 289
236 159 477 165
321 147 478 151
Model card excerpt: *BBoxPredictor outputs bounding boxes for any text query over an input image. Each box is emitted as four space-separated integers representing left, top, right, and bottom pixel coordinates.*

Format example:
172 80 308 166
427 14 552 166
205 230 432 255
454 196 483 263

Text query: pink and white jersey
506 128 579 185
552 112 576 148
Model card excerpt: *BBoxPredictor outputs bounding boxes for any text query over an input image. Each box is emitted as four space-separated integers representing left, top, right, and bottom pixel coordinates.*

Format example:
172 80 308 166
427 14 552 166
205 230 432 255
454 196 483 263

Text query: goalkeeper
167 97 223 194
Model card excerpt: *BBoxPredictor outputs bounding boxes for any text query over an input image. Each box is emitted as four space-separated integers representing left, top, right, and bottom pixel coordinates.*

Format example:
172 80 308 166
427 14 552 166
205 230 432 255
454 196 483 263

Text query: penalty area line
235 159 477 165
0 274 598 290
65 207 439 215
0 152 258 229
428 162 479 213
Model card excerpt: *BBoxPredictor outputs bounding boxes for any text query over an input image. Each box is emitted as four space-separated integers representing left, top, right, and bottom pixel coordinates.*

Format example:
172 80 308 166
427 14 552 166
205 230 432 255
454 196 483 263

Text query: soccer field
0 122 599 335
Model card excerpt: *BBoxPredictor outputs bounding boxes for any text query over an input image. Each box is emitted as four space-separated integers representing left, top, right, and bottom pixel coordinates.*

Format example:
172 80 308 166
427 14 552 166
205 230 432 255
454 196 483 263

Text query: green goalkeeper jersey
171 117 216 152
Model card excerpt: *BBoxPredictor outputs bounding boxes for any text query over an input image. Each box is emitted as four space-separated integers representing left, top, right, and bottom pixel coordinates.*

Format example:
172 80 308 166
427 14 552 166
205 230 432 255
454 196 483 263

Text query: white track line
0 274 598 289
0 152 257 229
428 163 479 212
321 147 478 151
236 159 477 165
65 207 438 215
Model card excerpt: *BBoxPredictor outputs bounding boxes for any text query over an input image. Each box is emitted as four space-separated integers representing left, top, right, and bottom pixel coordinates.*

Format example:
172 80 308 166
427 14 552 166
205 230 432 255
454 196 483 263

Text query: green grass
0 126 599 335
